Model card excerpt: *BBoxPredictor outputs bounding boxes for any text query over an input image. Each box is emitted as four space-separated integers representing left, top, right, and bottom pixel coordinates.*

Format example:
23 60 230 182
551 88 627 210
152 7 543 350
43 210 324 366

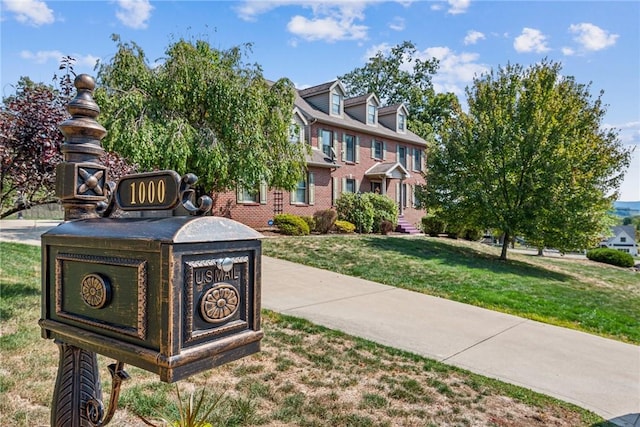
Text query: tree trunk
500 231 510 260
537 247 544 256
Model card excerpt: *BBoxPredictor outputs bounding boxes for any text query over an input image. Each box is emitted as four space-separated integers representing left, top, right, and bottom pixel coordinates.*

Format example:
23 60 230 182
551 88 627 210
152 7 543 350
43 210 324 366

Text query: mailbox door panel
44 244 163 350
172 241 261 350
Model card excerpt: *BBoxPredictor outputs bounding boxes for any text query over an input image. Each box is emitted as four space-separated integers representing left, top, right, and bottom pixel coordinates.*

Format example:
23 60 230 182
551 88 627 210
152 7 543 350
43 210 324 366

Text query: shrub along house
212 80 428 232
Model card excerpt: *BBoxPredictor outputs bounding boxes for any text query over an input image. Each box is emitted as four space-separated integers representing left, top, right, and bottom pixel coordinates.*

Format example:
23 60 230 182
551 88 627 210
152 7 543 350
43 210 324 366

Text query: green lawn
263 235 640 344
0 241 609 426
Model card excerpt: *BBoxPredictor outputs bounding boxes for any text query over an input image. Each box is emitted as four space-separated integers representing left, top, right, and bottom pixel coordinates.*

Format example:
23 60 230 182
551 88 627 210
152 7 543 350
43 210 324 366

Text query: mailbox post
40 75 263 426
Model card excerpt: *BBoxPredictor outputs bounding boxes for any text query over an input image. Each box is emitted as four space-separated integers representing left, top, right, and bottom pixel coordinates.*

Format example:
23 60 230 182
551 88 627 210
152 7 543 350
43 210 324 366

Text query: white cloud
115 0 153 29
446 0 471 15
569 23 618 51
430 0 470 14
464 30 485 45
3 0 54 26
20 50 99 69
287 14 367 42
514 28 550 53
20 50 63 64
76 55 101 68
234 1 285 21
417 46 489 96
561 46 575 56
286 3 368 42
235 1 416 41
363 43 392 60
235 1 376 21
605 121 640 146
361 43 487 96
389 16 405 31
617 145 639 201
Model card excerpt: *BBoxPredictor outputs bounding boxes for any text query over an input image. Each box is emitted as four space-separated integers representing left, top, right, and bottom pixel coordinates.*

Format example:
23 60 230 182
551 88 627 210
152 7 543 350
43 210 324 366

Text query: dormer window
331 92 342 116
290 108 308 145
367 104 377 125
398 113 406 132
289 123 301 143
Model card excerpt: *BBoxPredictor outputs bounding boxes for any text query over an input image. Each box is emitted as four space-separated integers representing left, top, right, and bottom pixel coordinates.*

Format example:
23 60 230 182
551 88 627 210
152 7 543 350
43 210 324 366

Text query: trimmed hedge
334 220 356 234
586 248 635 268
335 192 398 234
462 228 483 241
301 215 316 233
366 193 398 233
335 193 374 233
274 214 310 236
422 216 446 237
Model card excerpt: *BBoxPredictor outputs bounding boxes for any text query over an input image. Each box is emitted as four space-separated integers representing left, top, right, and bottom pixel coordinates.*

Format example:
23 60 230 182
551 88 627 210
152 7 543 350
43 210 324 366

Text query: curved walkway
2 220 639 426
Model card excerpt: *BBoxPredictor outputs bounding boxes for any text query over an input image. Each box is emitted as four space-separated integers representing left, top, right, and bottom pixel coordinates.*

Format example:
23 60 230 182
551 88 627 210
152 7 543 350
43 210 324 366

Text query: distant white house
601 225 638 256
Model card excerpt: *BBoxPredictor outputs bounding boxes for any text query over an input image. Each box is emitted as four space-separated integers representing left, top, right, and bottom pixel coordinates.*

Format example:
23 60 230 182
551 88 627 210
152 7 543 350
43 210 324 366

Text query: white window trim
342 177 359 194
319 128 336 158
331 92 343 117
342 133 360 163
237 182 267 205
367 103 377 125
397 144 407 168
398 113 406 133
412 148 423 172
371 139 386 160
290 172 315 205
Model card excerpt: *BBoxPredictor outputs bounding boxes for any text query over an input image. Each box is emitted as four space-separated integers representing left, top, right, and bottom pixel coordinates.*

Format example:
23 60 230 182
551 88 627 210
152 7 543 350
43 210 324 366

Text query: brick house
211 80 428 231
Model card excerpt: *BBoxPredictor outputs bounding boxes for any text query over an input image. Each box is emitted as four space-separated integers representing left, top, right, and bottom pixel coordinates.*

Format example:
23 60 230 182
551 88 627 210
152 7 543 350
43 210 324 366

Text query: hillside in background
614 201 640 217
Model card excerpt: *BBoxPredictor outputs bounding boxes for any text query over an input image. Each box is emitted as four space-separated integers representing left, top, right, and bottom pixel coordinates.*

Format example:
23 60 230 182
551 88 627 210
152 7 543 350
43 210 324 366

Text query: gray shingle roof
365 162 410 178
306 149 341 169
298 80 339 97
344 93 378 107
378 103 406 116
295 88 426 147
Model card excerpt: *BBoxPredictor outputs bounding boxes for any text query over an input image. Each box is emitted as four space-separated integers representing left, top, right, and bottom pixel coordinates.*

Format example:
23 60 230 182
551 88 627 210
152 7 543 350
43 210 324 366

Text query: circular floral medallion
200 284 239 324
81 273 111 309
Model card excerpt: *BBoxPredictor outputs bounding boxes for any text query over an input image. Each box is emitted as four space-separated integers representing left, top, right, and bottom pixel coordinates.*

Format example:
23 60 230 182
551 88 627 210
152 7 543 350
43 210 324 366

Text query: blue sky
1 0 638 201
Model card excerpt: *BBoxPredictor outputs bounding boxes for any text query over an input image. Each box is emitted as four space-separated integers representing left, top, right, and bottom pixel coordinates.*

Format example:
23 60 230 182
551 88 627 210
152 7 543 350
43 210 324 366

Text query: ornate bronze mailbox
40 74 264 426
41 215 263 382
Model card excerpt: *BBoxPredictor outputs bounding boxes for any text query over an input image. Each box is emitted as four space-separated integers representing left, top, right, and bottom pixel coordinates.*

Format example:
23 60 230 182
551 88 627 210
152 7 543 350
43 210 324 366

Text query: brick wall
211 123 427 231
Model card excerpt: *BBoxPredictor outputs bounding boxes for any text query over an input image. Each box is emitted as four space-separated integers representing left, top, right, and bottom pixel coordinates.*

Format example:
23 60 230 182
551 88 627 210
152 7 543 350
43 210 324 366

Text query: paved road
2 219 639 426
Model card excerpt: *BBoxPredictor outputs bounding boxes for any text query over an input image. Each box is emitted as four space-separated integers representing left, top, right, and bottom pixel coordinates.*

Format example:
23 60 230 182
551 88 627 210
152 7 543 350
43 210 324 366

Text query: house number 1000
129 179 166 205
115 170 182 211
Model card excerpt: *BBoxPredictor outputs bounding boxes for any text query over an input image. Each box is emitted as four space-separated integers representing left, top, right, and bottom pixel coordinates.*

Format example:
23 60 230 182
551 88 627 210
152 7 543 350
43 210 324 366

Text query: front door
399 182 407 215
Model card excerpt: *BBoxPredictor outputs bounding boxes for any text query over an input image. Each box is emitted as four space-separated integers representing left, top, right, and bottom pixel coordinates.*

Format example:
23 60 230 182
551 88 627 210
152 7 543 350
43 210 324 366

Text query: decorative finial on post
57 74 108 220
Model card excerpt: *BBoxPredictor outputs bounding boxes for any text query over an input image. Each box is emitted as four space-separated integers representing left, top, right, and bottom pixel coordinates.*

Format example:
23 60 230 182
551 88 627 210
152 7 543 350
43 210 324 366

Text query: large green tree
422 60 631 259
338 41 459 141
94 35 307 194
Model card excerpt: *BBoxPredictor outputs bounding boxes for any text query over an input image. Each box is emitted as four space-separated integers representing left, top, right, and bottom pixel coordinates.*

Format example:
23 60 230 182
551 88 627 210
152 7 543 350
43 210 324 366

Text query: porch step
395 216 422 235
